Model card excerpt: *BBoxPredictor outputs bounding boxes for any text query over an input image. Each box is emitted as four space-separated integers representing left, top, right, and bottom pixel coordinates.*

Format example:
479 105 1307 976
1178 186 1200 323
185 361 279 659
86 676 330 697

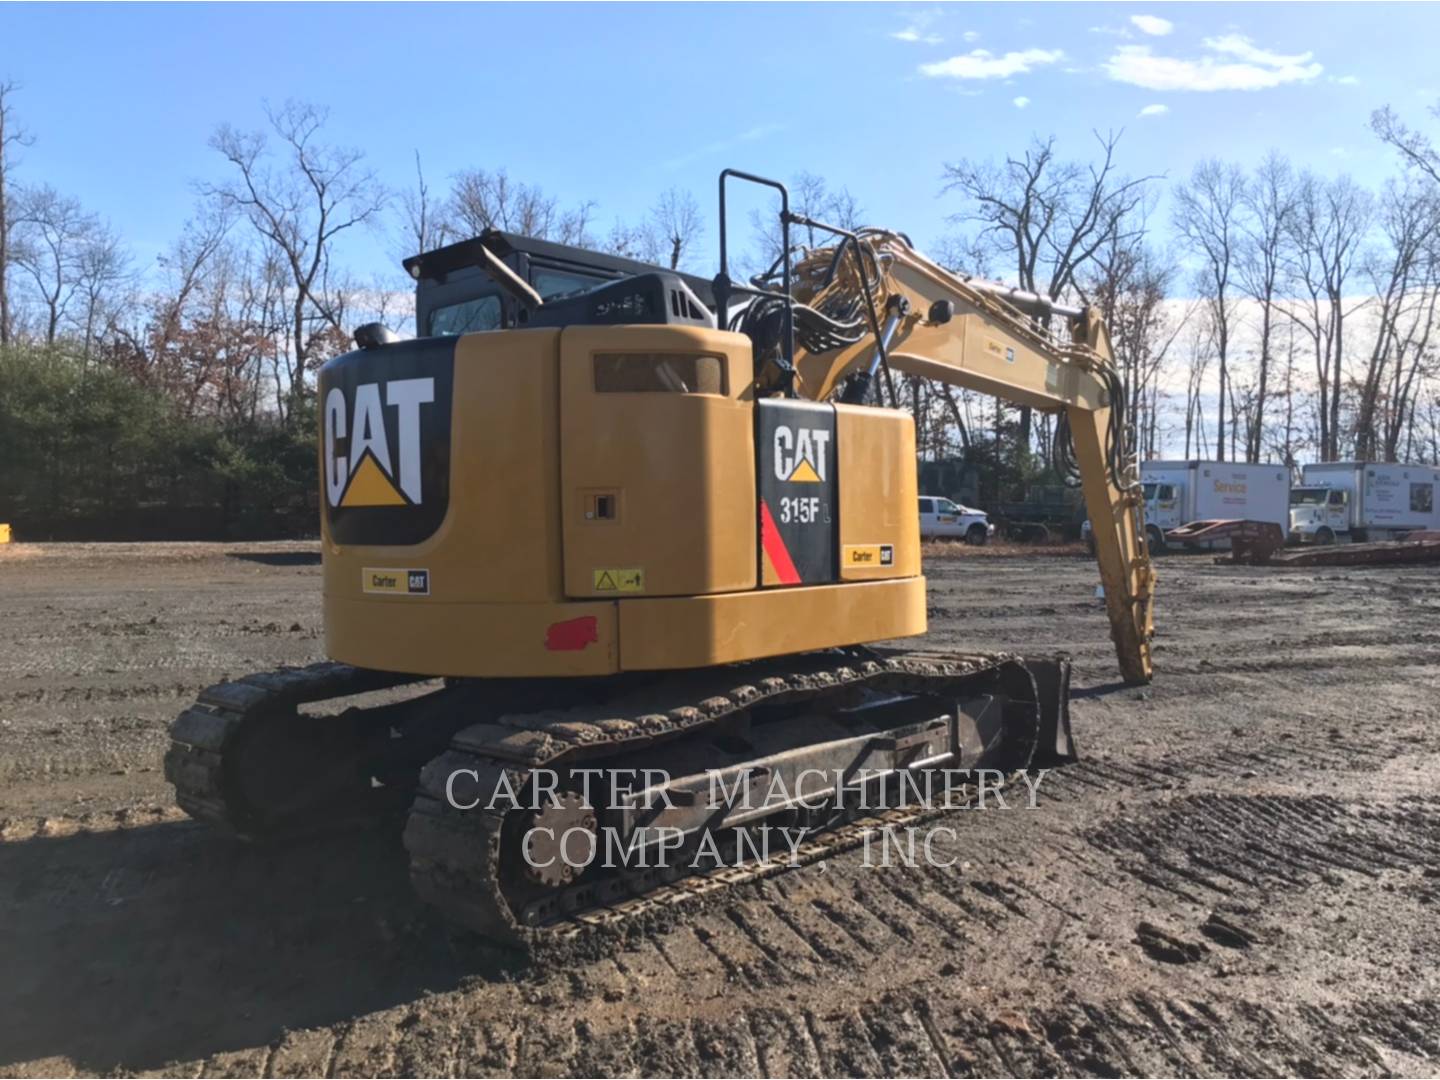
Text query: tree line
920 110 1440 483
2 79 1439 537
0 88 708 537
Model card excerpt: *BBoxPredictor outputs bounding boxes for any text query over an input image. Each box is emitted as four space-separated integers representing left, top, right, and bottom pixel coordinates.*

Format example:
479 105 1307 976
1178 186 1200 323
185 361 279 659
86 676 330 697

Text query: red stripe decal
759 499 802 585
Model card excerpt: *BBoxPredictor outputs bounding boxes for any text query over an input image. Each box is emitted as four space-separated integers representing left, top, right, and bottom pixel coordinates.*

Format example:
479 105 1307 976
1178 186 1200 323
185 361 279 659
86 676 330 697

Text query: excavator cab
403 230 716 337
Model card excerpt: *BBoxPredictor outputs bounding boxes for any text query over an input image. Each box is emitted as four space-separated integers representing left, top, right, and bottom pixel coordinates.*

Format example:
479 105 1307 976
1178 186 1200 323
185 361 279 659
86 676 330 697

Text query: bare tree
1085 232 1190 460
1172 159 1246 461
942 133 1156 302
205 100 385 415
10 185 97 345
399 151 450 255
448 167 594 245
1238 151 1297 462
72 218 129 356
1183 316 1215 459
1371 101 1440 188
748 171 866 271
1287 172 1372 461
650 187 703 270
1354 176 1440 460
152 204 231 359
0 80 32 346
941 131 1157 447
1270 319 1304 468
600 219 660 263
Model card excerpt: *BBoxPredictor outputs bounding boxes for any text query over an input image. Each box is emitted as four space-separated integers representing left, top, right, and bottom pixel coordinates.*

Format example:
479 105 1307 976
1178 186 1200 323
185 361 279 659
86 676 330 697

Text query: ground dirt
1 541 1437 1078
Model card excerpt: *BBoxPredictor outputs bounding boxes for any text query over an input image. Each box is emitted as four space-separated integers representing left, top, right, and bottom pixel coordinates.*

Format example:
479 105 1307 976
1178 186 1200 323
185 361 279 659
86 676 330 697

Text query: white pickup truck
918 495 994 545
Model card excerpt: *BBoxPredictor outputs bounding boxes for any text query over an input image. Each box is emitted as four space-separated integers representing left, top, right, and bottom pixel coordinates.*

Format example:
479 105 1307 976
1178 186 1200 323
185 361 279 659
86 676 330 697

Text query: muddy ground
0 541 1437 1078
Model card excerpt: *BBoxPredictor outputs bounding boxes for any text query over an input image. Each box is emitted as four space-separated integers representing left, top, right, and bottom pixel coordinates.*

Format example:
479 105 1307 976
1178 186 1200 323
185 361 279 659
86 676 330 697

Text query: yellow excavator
165 170 1154 945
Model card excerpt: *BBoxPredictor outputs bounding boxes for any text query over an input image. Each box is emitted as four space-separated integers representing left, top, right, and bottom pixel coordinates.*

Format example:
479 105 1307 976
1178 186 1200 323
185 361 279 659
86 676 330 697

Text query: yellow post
0 524 10 544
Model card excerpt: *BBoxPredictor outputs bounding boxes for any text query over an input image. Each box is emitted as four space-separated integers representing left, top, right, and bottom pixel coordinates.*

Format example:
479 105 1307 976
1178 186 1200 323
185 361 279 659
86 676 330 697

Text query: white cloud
920 47 1064 80
1013 96 1031 109
963 30 980 42
1138 103 1169 117
1329 146 1350 158
1204 33 1311 67
1103 35 1322 91
1332 74 1360 85
1130 14 1174 36
892 28 943 45
662 122 784 170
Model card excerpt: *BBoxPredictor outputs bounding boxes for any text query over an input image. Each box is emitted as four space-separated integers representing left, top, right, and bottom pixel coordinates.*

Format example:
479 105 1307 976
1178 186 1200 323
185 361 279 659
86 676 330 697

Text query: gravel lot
1 541 1437 1077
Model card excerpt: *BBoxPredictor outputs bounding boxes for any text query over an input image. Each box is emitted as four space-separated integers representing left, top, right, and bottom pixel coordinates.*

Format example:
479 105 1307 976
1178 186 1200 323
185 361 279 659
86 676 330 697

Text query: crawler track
164 662 428 840
164 647 1072 945
164 662 588 841
404 647 1072 945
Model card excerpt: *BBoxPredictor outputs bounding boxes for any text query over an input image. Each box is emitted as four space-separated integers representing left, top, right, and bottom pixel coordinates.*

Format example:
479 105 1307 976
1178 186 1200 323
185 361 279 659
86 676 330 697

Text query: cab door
1154 484 1180 528
918 497 938 537
934 499 965 536
1326 489 1349 532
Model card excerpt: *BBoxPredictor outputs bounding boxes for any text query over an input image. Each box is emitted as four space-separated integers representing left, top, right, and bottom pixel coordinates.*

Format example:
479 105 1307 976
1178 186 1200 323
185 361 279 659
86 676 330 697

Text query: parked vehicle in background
1289 462 1440 544
918 495 995 544
1136 461 1290 552
992 483 1086 543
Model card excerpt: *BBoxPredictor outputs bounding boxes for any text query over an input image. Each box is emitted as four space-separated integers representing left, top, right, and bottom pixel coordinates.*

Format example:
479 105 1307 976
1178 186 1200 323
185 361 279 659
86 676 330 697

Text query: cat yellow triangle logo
786 458 823 483
341 451 407 507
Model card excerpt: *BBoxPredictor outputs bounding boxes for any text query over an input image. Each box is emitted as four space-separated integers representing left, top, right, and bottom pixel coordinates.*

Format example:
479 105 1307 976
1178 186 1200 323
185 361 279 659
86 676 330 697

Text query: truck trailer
1289 462 1440 544
1140 461 1291 551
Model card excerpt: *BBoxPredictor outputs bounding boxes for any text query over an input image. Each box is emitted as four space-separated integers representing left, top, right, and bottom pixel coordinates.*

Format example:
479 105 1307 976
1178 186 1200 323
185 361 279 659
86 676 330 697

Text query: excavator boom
785 231 1155 684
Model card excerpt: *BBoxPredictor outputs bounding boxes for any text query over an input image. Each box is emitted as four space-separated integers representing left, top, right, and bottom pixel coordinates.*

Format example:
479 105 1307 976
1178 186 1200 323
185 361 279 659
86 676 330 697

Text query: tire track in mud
13 780 1436 1078
246 983 1418 1079
1088 793 1440 901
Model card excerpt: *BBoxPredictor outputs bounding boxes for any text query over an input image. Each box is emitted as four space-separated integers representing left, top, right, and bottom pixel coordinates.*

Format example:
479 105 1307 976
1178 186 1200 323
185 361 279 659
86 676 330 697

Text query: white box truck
1139 460 1291 551
1289 462 1440 544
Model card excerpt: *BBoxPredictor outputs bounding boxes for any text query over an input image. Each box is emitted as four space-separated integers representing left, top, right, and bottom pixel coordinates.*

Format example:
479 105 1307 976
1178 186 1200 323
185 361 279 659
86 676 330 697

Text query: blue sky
2 2 1435 285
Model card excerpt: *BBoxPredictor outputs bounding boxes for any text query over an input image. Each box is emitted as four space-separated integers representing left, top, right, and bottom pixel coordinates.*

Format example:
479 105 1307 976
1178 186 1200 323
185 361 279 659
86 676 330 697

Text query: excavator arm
787 232 1156 685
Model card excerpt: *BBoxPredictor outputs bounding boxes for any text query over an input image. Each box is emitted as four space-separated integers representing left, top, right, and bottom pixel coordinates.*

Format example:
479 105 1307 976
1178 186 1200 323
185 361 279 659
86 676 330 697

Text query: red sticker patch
545 615 599 651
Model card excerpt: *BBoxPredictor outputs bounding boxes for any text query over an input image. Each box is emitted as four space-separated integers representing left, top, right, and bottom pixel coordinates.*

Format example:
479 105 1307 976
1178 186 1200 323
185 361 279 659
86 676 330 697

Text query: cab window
1142 482 1157 501
1158 484 1175 500
1328 490 1346 506
429 294 502 336
938 499 962 514
532 266 605 299
918 498 934 514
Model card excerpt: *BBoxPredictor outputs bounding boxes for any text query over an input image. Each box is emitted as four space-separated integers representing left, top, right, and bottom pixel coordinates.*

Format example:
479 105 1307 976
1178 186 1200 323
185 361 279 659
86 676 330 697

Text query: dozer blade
404 647 1074 947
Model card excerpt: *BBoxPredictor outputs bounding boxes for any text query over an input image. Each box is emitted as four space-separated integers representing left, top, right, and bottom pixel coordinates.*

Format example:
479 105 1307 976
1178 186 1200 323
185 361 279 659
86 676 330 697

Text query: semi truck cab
1291 463 1440 544
1288 486 1350 544
1142 481 1182 531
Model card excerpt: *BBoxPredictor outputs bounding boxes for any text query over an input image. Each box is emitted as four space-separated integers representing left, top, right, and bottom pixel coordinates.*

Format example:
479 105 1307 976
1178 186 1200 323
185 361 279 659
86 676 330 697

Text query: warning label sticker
593 568 645 593
363 567 430 595
843 544 895 568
